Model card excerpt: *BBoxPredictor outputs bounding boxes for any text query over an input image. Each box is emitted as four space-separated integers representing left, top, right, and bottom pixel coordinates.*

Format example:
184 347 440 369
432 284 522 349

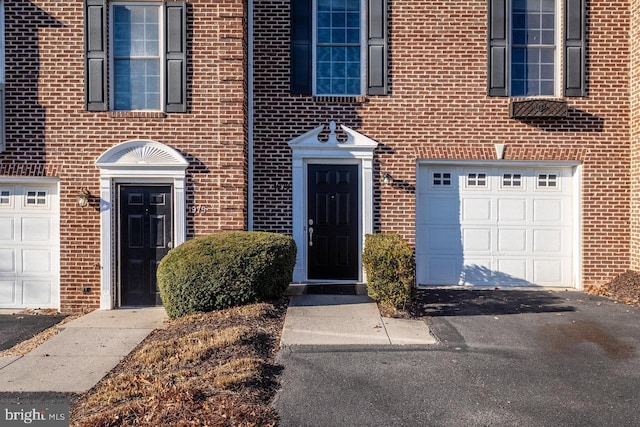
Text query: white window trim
507 0 561 98
109 2 165 111
311 0 367 96
500 171 525 190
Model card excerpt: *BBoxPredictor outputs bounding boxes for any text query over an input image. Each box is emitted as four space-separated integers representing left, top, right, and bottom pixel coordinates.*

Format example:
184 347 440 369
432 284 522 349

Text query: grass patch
70 301 286 426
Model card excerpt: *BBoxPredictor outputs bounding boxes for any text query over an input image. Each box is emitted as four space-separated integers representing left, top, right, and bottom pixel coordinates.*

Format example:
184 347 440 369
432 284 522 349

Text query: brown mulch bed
586 270 640 306
70 300 287 427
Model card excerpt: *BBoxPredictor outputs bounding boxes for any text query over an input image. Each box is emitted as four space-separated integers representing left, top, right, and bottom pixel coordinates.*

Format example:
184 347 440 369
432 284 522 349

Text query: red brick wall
631 0 640 272
253 0 631 287
3 0 248 312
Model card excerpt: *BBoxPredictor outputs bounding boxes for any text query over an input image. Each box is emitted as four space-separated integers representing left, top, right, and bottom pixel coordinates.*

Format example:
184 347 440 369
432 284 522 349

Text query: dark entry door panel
308 164 359 280
119 185 172 306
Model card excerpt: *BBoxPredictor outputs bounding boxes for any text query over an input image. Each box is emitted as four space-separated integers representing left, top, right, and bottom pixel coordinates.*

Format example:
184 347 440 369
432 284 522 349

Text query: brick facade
3 0 636 311
631 0 640 271
3 0 248 312
253 0 631 287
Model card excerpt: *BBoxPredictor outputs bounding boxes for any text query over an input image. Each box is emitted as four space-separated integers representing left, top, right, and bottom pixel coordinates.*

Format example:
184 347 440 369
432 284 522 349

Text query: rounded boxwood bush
157 231 296 318
362 233 415 309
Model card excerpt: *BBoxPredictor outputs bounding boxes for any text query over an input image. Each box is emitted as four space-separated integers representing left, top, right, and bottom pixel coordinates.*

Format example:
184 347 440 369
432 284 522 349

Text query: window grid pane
113 5 161 111
510 0 556 97
316 0 361 95
433 172 452 187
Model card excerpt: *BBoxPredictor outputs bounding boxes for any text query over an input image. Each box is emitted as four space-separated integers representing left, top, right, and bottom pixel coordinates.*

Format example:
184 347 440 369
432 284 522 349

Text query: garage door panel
495 259 530 284
23 249 52 273
0 249 16 272
0 280 17 304
533 229 564 253
22 218 52 241
462 228 491 252
533 259 564 283
533 199 563 222
461 198 491 222
426 257 462 283
497 229 527 252
421 197 459 224
0 218 14 241
497 199 526 221
22 280 52 305
428 227 462 251
461 260 492 285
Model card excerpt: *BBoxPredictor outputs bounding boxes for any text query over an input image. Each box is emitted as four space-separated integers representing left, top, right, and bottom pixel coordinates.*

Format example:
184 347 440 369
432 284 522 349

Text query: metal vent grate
509 99 568 119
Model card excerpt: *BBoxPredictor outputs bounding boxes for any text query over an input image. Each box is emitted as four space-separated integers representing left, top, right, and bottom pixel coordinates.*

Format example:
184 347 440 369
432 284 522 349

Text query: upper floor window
291 0 388 96
488 0 585 98
511 0 555 96
112 4 161 111
84 0 187 112
315 0 362 95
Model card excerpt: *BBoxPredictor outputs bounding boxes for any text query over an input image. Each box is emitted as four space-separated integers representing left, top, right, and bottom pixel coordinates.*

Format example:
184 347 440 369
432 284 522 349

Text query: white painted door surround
288 121 378 282
95 140 188 309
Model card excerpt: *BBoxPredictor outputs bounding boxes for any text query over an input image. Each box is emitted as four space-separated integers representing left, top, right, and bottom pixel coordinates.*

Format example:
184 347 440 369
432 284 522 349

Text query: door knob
308 227 313 246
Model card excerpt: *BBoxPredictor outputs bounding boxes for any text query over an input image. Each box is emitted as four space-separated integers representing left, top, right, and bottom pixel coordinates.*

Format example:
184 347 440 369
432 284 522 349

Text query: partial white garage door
0 183 60 309
416 165 574 288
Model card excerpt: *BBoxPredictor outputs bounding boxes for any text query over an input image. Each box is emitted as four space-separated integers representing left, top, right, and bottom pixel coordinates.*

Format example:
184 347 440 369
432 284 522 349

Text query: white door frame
288 122 378 282
95 140 189 309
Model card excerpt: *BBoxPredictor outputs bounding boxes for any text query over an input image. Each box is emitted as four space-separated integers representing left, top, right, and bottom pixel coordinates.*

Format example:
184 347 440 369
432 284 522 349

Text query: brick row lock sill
301 97 569 119
105 100 566 119
109 111 167 119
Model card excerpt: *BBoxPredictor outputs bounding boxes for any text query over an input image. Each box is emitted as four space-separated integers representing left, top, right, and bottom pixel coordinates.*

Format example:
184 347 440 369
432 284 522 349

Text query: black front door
119 185 173 306
307 164 359 280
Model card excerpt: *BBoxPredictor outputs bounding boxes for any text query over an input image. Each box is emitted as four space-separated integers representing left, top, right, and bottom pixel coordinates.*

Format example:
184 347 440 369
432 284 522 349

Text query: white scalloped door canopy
96 140 189 169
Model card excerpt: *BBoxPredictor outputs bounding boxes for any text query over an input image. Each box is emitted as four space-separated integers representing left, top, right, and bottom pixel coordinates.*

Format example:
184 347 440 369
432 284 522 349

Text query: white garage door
0 183 60 309
416 165 574 288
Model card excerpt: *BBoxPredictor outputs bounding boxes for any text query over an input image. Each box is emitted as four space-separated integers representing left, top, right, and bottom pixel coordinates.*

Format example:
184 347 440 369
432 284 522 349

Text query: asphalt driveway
0 312 66 351
273 290 640 426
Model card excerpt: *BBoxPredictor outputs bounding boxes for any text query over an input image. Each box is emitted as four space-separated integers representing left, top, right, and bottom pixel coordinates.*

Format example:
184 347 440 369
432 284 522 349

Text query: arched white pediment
96 140 188 172
288 121 378 158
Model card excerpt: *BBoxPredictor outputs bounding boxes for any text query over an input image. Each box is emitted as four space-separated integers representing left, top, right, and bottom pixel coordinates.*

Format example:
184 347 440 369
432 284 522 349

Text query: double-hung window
488 0 586 97
315 0 362 96
112 4 161 111
510 0 556 96
291 0 388 96
84 0 187 112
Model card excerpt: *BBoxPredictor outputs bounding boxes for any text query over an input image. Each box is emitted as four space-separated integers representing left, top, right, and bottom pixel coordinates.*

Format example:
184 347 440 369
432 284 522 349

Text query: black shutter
290 0 312 94
84 0 107 111
487 0 507 96
165 2 187 112
565 0 586 97
367 0 388 95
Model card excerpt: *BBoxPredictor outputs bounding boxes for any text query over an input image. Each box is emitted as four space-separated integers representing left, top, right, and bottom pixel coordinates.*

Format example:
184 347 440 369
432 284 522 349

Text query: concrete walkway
0 308 167 393
281 292 436 348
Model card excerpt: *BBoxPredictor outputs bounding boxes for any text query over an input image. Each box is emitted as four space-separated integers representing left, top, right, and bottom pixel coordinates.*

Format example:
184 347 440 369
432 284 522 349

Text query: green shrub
157 231 296 318
362 233 415 309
